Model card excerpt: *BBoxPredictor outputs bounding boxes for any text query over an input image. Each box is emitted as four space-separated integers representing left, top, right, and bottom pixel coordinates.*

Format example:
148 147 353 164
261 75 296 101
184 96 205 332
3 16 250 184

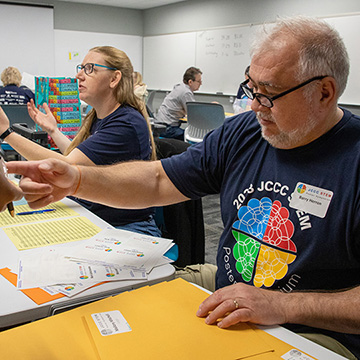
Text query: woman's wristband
0 127 13 142
72 165 82 196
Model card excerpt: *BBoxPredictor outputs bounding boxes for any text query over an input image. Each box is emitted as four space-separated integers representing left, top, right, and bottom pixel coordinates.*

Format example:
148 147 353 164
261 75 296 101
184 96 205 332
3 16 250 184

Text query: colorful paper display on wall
35 77 81 149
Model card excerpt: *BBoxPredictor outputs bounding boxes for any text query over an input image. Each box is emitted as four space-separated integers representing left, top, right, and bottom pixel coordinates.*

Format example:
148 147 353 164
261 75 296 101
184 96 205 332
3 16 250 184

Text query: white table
0 197 349 359
258 325 347 360
0 197 175 329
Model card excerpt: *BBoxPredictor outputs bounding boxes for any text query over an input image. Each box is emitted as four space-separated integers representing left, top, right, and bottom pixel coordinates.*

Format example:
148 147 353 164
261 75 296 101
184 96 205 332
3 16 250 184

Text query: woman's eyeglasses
76 63 117 75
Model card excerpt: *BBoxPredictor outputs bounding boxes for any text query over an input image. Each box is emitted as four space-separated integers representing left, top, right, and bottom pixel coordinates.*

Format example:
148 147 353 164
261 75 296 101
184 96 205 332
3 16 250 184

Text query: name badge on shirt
289 182 333 218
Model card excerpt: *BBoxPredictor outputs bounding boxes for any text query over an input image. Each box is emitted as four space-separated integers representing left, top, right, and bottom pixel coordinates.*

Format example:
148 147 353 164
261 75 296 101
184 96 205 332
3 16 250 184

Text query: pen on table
0 154 15 217
16 209 56 216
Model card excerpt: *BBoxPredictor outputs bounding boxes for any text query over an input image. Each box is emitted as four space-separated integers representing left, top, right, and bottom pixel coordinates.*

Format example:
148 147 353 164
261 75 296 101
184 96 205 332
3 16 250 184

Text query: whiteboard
143 14 360 105
54 30 143 78
324 15 360 105
0 4 54 77
143 32 196 90
195 25 257 94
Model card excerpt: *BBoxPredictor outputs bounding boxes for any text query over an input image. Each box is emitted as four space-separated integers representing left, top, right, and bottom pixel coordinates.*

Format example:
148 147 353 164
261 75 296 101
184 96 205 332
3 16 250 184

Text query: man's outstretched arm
7 158 189 209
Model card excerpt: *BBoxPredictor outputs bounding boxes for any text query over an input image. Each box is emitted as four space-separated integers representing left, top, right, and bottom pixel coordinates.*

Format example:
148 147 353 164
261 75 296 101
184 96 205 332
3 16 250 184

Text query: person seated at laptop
0 67 35 105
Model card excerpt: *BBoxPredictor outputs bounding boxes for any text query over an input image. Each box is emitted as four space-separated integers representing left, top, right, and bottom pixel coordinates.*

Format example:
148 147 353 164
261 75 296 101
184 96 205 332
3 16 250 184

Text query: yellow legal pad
0 279 315 359
0 201 102 250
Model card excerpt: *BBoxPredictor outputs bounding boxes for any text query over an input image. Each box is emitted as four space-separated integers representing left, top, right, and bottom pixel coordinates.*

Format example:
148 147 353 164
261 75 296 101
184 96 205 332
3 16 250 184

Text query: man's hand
196 282 288 328
7 159 80 209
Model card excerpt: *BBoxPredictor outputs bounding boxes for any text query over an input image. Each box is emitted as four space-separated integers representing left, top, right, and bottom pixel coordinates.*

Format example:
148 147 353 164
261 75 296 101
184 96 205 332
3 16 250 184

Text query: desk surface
258 325 347 360
0 197 175 329
0 199 348 359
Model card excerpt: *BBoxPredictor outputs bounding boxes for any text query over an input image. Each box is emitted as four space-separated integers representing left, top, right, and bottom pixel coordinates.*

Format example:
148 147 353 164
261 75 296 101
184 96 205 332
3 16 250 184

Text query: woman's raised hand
27 99 58 135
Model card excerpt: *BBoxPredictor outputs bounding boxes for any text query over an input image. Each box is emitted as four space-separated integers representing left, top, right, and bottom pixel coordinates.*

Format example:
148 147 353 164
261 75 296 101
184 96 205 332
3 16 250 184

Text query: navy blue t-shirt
161 108 360 357
73 105 154 226
0 84 35 105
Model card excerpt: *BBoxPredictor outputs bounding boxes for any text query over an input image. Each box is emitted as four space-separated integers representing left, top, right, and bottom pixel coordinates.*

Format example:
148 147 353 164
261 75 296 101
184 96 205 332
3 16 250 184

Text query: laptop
1 104 35 129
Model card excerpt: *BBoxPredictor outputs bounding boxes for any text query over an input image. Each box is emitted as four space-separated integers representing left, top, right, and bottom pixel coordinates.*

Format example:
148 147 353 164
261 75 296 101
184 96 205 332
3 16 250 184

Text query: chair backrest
2 104 35 129
185 102 225 142
146 104 155 119
146 90 158 114
154 138 205 267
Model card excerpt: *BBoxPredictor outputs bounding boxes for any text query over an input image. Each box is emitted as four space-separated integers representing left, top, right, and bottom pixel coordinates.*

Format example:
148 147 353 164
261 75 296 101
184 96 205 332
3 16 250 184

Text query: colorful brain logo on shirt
232 197 297 287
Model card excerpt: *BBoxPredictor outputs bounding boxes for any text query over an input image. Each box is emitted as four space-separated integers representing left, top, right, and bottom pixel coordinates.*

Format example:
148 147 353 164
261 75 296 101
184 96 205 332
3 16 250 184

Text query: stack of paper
17 228 176 297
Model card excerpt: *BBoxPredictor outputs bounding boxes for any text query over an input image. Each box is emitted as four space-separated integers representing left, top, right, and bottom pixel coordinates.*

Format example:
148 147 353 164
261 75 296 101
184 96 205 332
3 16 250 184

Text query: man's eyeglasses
193 79 202 83
240 75 327 108
76 63 117 75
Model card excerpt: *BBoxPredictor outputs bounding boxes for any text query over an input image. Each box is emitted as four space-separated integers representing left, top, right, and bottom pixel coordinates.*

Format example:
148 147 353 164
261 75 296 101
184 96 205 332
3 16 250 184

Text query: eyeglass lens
240 81 253 98
76 63 94 75
240 75 327 108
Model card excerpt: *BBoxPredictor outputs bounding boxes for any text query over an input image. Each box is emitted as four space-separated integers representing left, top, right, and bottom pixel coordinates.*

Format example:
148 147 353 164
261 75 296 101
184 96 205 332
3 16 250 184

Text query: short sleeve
161 124 227 199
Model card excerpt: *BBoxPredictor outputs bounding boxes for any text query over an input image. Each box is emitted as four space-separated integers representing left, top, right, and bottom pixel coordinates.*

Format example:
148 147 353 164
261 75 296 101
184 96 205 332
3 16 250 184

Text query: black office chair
2 105 36 129
155 138 205 267
0 105 49 161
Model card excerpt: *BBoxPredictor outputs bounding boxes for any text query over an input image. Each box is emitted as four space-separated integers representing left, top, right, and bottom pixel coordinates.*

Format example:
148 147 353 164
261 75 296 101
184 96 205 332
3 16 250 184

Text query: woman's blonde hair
65 46 156 160
1 67 22 87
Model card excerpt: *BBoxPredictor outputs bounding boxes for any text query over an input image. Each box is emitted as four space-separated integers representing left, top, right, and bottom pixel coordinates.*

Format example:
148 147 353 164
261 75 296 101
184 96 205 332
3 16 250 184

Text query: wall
143 14 360 105
143 0 360 35
0 3 54 76
143 0 360 107
54 30 143 77
3 0 360 105
4 0 143 35
53 1 143 35
1 1 143 81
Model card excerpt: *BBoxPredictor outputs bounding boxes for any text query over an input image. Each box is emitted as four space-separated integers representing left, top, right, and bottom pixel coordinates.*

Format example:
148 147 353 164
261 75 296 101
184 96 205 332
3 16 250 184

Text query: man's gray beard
257 111 318 149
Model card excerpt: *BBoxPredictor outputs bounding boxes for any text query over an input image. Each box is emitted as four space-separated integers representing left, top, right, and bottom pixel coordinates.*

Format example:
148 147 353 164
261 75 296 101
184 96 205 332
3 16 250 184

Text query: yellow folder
0 296 99 359
82 278 274 360
0 278 316 360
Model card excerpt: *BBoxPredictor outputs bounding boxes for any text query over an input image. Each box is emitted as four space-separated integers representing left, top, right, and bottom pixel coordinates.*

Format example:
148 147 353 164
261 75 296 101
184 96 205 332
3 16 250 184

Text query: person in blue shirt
0 46 160 237
7 17 360 359
0 67 35 105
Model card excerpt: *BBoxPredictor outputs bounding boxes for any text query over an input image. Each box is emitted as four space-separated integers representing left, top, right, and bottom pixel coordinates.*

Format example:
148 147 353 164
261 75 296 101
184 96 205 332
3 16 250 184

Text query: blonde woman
0 46 160 236
133 71 148 101
0 66 35 105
